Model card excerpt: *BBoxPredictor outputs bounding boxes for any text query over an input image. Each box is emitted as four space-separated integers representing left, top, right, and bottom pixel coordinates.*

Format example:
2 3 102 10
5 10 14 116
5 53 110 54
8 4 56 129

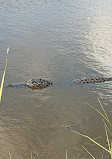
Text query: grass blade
98 99 109 121
29 142 41 159
103 119 112 159
104 122 110 151
82 146 96 159
72 130 111 154
110 141 112 159
0 48 9 104
30 150 33 159
84 102 112 128
9 153 12 159
101 151 104 159
100 137 108 144
66 150 68 159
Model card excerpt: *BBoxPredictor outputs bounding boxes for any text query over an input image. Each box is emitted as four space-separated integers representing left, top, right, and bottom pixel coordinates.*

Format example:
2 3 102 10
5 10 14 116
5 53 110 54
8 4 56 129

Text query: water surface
0 0 112 158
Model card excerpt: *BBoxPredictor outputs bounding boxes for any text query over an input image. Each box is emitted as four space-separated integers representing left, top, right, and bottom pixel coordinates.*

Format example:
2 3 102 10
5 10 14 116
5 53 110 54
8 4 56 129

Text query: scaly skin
75 77 112 84
26 79 53 89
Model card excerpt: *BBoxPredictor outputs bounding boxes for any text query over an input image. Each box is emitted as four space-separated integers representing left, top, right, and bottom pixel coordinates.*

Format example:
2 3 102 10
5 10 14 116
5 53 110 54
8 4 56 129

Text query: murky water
0 0 112 158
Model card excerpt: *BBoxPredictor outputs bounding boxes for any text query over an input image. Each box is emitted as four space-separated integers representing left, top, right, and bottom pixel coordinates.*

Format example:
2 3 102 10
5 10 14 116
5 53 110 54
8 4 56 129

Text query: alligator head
26 79 53 89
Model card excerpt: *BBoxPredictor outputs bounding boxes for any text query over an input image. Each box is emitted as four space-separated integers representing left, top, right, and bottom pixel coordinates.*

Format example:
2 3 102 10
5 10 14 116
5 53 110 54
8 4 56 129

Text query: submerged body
8 79 53 89
74 77 112 84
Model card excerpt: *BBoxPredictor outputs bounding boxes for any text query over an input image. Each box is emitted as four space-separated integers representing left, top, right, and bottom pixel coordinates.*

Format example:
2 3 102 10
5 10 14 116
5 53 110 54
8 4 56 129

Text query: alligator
8 79 53 89
8 77 112 89
74 77 112 84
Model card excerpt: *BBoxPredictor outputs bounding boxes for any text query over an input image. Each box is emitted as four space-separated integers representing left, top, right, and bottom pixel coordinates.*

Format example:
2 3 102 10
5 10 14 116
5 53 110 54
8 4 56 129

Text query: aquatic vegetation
71 99 112 159
29 142 41 159
9 153 12 159
0 48 9 104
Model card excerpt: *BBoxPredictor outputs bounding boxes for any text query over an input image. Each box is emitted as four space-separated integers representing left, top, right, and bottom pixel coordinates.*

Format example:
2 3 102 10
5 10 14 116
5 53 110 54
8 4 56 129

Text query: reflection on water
84 1 112 77
0 0 112 158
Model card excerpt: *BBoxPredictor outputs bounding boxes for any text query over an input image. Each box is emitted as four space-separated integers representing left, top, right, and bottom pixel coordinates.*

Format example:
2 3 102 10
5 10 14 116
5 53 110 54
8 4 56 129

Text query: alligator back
8 79 53 89
74 77 112 84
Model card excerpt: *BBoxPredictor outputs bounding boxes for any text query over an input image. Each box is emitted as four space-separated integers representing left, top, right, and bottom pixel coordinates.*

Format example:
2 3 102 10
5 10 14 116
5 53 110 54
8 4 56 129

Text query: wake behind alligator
74 77 112 84
8 79 53 89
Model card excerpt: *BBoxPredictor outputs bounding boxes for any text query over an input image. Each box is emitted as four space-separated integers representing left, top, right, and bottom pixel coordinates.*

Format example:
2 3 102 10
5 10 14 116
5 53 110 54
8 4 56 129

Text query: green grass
72 99 112 159
0 48 9 104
